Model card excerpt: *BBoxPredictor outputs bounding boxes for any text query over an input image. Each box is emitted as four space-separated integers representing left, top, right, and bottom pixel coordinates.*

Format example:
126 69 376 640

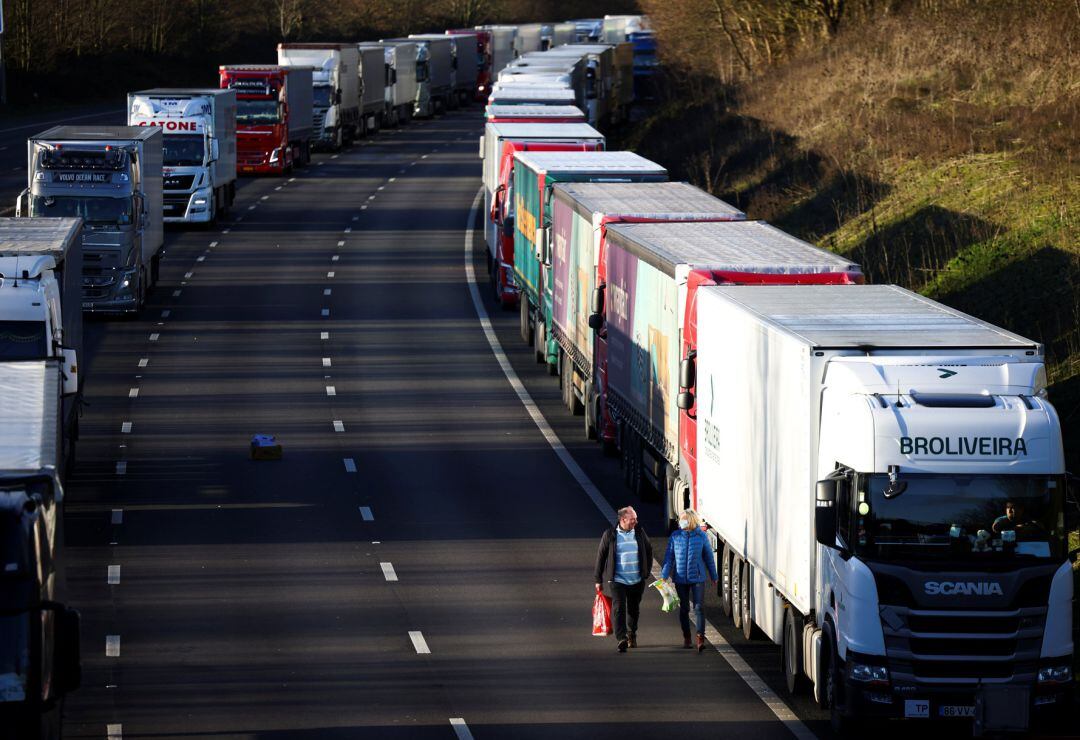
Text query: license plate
939 705 975 718
242 166 255 172
904 700 930 718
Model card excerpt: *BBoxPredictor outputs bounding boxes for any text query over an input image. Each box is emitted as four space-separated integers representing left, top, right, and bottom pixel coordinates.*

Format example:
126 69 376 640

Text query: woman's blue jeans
675 581 705 636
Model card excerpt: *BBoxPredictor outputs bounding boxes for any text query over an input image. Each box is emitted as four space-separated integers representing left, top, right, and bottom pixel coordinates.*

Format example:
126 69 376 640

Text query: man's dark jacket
594 525 653 598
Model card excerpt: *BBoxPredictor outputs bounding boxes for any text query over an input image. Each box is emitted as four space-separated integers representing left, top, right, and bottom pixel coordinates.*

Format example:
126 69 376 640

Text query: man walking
594 506 653 652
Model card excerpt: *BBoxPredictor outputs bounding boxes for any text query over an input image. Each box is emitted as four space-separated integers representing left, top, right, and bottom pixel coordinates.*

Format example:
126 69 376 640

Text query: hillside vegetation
627 0 1080 468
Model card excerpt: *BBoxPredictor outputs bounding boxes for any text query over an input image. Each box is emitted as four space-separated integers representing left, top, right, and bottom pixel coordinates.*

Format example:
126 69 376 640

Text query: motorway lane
54 110 800 739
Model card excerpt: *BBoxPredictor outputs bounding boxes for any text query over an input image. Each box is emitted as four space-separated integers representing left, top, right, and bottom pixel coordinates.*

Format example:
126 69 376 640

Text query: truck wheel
569 369 583 415
730 556 744 630
520 297 533 345
720 544 733 617
783 607 807 694
533 322 545 364
740 559 753 640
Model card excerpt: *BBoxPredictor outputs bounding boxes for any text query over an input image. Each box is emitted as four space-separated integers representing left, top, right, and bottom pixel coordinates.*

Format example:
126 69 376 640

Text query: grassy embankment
620 1 1080 471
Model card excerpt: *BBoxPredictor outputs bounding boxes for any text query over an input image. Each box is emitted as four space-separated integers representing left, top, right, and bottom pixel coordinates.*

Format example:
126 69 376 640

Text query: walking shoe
696 634 706 653
628 634 638 649
617 639 628 653
682 631 692 649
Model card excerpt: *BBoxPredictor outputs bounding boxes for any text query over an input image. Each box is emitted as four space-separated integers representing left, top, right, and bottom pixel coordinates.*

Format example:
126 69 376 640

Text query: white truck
514 23 543 56
685 284 1074 734
277 43 360 150
404 35 455 116
357 45 386 134
445 32 478 106
476 25 516 75
127 88 237 224
18 127 163 313
361 41 417 126
0 218 82 475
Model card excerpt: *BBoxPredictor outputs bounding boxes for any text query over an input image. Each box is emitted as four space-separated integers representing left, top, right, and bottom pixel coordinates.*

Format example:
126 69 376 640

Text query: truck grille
164 174 195 190
313 110 327 134
163 195 189 218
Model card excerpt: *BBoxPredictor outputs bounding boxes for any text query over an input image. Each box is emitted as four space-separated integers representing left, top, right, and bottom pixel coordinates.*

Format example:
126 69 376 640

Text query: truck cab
220 66 312 175
0 474 81 740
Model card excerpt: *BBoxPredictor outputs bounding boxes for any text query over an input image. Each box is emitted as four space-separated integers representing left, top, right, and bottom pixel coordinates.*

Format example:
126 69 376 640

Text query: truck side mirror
679 352 696 389
42 603 81 695
535 227 547 259
676 391 694 410
61 348 78 397
210 139 220 161
16 189 30 218
588 285 604 330
815 480 838 548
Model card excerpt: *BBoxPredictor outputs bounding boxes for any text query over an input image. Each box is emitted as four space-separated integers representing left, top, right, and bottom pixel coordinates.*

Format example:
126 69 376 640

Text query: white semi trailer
277 43 360 150
685 284 1074 734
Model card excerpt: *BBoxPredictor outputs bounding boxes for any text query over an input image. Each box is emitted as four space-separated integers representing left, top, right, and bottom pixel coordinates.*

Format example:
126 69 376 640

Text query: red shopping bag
592 588 613 636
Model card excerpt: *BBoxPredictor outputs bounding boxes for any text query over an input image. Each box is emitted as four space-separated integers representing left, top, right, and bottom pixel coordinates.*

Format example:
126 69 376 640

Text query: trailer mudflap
973 685 1029 736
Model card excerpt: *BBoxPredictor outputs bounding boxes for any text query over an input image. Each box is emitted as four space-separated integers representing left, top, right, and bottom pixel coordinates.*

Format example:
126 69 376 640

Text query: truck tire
740 559 753 640
783 607 807 694
720 544 733 617
534 321 545 364
520 297 533 345
730 556 744 630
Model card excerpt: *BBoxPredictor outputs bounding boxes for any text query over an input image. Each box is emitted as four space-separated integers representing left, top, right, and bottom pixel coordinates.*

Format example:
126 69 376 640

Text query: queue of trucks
478 21 1076 736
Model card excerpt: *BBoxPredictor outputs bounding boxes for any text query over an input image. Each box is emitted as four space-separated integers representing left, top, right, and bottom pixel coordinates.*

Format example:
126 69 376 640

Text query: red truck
447 29 492 102
219 65 315 175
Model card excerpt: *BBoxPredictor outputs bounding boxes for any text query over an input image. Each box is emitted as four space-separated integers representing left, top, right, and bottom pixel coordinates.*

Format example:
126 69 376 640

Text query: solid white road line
409 631 430 654
106 635 120 657
359 506 373 521
450 718 474 740
462 188 816 740
322 358 332 368
333 420 345 432
107 723 123 740
344 458 357 473
128 388 139 399
138 358 149 368
326 386 337 396
111 509 123 524
380 562 398 582
108 565 121 585
115 462 127 476
121 422 132 434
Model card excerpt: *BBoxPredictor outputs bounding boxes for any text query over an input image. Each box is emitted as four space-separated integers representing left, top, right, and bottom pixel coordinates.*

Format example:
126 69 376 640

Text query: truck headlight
269 148 281 164
1038 665 1071 684
193 197 208 206
850 663 889 683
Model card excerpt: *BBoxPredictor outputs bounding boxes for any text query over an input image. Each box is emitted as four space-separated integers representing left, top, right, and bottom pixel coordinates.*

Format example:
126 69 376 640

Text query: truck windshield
236 100 280 125
416 61 430 83
31 195 132 225
162 134 204 167
0 322 48 360
854 474 1066 562
313 85 334 108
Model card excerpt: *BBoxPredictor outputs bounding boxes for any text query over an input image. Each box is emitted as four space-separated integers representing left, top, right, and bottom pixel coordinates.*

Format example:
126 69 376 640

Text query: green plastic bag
651 579 680 613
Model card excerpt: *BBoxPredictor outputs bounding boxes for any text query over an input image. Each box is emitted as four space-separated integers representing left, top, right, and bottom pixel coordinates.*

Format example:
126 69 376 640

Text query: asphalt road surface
24 106 1055 739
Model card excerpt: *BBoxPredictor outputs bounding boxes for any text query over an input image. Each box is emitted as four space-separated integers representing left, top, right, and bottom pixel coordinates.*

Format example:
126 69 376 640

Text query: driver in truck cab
991 500 1040 535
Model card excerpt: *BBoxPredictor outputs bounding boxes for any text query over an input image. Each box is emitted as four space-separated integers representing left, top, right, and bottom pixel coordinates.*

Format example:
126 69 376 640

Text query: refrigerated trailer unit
127 88 237 223
448 29 492 101
512 153 668 362
19 126 163 313
514 24 543 56
444 32 478 105
400 35 454 116
687 283 1072 734
476 25 516 76
277 43 360 150
357 45 386 133
358 42 417 127
487 85 578 108
486 105 586 123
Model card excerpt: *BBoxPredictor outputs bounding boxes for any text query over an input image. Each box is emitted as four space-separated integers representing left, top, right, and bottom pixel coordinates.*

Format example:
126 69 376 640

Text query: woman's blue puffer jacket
661 528 719 584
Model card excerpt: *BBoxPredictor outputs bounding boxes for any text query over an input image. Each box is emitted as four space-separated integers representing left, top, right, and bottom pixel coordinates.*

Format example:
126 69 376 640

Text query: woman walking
661 509 718 652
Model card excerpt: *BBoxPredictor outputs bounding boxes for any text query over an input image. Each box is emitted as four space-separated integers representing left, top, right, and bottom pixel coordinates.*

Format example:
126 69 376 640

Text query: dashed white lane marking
209 241 218 248
380 562 398 582
388 177 396 182
322 358 332 368
361 205 368 210
344 227 352 233
138 358 149 368
128 388 139 399
261 195 269 200
121 422 132 434
324 288 332 296
274 186 283 191
184 271 193 278
461 188 816 740
352 216 359 221
333 420 345 432
321 332 330 340
196 256 206 262
332 255 340 262
108 565 121 585
172 290 182 297
289 177 297 183
367 195 375 201
107 723 123 740
106 635 121 657
222 229 230 234
161 309 171 318
321 309 330 317
111 509 123 524
149 333 160 342
408 631 430 654
115 461 127 476
421 154 428 159
247 205 256 211
359 506 373 521
337 240 345 247
344 458 357 473
450 718 474 740
326 386 337 397
377 185 385 191
331 154 340 159
327 271 335 278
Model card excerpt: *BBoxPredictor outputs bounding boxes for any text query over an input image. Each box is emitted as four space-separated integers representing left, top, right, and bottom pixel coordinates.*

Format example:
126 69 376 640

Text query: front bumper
164 188 213 223
82 270 139 313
